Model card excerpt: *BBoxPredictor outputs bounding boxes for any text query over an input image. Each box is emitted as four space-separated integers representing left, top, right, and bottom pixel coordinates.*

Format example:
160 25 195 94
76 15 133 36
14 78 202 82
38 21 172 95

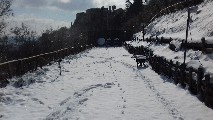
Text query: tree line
0 0 84 63
0 0 204 63
123 0 203 32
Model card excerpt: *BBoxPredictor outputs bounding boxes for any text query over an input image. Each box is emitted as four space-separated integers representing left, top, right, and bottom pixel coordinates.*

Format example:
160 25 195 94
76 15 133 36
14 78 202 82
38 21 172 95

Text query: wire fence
124 42 213 108
0 44 94 87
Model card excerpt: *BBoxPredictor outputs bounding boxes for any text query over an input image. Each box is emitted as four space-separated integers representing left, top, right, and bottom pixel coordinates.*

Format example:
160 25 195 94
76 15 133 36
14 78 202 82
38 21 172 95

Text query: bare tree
11 23 31 45
0 0 13 35
0 0 12 62
10 23 38 58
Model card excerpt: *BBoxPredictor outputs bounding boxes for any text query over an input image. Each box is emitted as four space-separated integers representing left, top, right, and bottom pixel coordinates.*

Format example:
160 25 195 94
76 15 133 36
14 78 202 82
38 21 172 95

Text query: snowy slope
144 0 213 42
1 47 213 120
131 0 213 74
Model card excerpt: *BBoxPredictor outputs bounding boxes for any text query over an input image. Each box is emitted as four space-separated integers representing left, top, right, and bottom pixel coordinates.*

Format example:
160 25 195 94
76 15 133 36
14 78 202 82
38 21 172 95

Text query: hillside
144 0 213 41
129 0 213 74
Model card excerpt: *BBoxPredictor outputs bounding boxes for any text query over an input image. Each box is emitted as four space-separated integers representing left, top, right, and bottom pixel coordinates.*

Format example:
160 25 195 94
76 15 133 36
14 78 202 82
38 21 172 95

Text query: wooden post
20 60 24 75
184 0 190 66
174 61 179 85
201 37 206 53
66 49 68 56
35 57 38 70
15 60 21 76
7 63 12 79
189 67 193 86
156 57 160 73
58 60 62 76
170 37 172 43
158 57 162 74
26 59 30 72
169 60 173 78
188 67 197 94
161 37 164 44
180 65 186 88
197 67 204 94
154 56 157 71
163 58 167 75
204 74 211 106
161 58 164 74
39 57 43 69
161 57 164 74
156 36 159 44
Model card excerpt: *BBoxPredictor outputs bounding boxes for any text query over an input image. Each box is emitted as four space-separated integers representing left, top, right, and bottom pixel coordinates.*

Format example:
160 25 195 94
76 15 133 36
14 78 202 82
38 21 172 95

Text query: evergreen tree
131 0 144 13
126 0 144 17
125 0 132 10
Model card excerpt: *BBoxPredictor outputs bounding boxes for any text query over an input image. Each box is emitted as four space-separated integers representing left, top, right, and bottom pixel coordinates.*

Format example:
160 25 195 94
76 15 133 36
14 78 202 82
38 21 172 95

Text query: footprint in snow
31 98 44 105
121 110 125 114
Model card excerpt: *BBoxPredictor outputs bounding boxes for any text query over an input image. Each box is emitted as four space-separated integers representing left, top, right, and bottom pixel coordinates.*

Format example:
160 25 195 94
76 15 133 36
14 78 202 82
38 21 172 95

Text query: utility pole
183 0 190 66
141 1 146 41
141 23 146 41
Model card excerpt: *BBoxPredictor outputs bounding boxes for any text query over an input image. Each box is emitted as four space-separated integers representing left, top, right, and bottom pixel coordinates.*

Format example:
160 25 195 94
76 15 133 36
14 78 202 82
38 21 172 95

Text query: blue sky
8 0 126 33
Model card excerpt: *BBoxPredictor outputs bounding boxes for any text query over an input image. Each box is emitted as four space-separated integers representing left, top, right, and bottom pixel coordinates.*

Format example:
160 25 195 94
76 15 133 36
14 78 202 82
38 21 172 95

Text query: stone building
72 6 133 46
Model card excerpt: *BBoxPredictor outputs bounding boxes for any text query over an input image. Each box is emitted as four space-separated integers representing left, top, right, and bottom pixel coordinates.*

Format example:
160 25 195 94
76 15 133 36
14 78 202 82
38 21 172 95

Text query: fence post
154 56 157 71
7 63 12 79
39 57 43 69
66 49 68 56
156 36 159 44
34 57 38 70
188 67 197 94
170 37 172 42
174 61 179 85
204 74 211 107
156 56 160 74
169 60 173 78
161 37 164 44
163 58 167 75
180 65 186 88
15 60 21 76
201 37 206 53
197 67 204 95
20 60 24 75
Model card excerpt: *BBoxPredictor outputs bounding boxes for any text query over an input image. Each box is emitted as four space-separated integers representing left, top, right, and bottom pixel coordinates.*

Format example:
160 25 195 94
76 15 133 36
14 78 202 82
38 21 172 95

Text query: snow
129 0 213 74
1 1 213 119
127 39 213 74
144 0 213 42
1 47 213 120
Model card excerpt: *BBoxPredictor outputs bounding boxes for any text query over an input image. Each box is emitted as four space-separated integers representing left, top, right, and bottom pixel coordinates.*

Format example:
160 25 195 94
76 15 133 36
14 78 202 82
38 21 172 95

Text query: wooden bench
131 55 147 67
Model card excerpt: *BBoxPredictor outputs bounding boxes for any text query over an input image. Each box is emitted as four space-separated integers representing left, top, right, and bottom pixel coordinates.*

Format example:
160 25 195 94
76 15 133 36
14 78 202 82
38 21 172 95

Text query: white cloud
6 15 70 35
60 0 71 3
12 0 125 12
9 0 126 36
92 0 125 8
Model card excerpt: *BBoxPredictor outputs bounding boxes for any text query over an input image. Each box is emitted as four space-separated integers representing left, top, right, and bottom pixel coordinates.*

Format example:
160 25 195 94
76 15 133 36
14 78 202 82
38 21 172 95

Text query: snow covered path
1 47 213 120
